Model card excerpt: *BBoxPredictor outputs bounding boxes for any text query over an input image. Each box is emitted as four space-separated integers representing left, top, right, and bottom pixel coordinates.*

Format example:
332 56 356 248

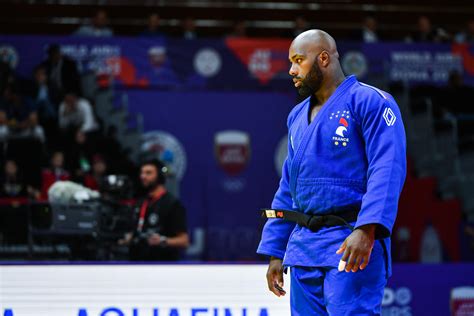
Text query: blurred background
0 0 474 315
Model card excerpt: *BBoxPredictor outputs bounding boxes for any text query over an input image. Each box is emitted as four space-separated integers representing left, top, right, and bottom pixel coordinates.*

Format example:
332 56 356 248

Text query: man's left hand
336 224 376 273
148 234 161 246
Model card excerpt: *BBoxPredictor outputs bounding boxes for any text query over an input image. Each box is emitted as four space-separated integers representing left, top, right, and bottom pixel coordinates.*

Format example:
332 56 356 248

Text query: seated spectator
17 112 45 143
0 110 10 141
286 16 310 38
438 71 474 116
58 92 98 133
0 160 26 197
41 151 70 198
356 16 379 43
66 129 95 181
408 16 450 43
84 154 108 191
41 44 81 103
227 21 247 38
75 10 113 37
179 17 197 39
140 13 166 37
29 65 57 120
455 19 474 44
0 61 13 96
0 82 34 133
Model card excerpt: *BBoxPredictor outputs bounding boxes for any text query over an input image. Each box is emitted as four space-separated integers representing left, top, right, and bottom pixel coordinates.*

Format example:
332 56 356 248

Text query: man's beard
295 61 324 98
143 179 159 193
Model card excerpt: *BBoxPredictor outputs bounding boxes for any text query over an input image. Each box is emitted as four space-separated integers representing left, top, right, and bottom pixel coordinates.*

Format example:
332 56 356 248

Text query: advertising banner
1 35 473 90
1 264 474 316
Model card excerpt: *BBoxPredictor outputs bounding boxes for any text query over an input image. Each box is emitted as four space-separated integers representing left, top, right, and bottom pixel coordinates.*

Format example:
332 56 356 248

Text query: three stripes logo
383 107 397 126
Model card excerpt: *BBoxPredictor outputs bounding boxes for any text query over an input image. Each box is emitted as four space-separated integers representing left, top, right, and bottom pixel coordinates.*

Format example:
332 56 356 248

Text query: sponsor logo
214 130 251 176
194 48 222 77
342 51 368 78
226 38 290 84
383 107 397 126
140 131 187 181
382 287 412 316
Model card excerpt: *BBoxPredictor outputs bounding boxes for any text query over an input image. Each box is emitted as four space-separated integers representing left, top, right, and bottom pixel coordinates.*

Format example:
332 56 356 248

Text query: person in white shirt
455 19 474 44
18 112 45 143
75 10 113 37
58 92 98 133
361 16 378 43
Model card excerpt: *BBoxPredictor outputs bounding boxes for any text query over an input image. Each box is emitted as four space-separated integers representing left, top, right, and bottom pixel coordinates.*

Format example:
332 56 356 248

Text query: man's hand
148 233 161 246
117 232 133 246
266 256 286 297
336 224 376 273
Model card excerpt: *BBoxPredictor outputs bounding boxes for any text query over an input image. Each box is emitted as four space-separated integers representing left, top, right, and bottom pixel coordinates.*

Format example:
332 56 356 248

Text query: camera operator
118 159 189 261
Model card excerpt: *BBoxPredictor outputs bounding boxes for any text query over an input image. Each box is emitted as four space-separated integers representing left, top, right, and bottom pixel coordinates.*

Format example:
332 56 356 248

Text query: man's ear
320 51 330 67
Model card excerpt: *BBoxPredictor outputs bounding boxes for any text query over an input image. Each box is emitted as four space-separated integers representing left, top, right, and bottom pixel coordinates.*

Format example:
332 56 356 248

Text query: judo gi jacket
257 75 407 277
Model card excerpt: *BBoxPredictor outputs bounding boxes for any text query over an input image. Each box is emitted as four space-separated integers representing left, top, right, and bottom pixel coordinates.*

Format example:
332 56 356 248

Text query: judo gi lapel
288 76 357 201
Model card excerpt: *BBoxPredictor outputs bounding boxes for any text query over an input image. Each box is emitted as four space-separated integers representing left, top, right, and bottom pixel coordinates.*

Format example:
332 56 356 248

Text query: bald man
257 30 406 315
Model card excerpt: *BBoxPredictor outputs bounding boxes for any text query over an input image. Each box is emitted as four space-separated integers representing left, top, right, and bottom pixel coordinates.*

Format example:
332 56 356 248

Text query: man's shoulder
349 81 397 115
351 81 393 102
77 98 93 108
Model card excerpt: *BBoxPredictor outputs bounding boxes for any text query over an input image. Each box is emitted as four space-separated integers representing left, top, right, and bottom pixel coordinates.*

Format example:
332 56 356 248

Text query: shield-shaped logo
214 130 251 176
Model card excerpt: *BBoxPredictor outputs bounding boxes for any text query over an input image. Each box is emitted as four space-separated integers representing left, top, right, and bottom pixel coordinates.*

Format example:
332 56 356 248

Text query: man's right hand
118 232 133 246
266 256 286 297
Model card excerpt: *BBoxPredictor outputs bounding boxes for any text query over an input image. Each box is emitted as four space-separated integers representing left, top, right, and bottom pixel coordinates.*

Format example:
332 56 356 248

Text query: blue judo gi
257 75 407 315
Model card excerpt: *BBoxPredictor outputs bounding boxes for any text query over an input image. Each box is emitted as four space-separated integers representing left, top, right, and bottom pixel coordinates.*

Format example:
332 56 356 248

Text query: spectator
438 70 474 116
65 129 95 181
455 19 474 44
0 160 38 198
287 16 310 38
357 16 379 43
0 61 12 96
18 112 45 143
29 65 57 120
228 21 247 38
179 17 197 39
58 92 98 133
84 154 108 191
140 13 166 37
409 16 450 42
118 159 189 261
0 82 34 133
41 151 70 198
75 10 113 37
0 110 10 141
41 44 81 102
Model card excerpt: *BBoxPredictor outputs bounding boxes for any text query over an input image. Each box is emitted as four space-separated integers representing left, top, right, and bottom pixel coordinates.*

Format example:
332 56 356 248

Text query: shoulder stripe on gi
359 82 388 100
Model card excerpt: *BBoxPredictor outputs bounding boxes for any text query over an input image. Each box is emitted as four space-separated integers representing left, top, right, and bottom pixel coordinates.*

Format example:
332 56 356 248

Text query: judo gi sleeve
354 98 407 239
257 139 296 259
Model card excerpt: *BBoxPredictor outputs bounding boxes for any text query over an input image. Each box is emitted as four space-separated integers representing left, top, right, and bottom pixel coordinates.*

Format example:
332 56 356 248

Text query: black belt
261 208 359 232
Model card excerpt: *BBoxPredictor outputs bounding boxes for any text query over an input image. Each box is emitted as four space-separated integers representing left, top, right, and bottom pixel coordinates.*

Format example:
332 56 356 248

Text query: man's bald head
290 29 339 62
288 29 344 98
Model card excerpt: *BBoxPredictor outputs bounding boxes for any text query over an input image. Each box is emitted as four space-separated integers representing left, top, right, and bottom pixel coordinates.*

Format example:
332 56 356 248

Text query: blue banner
125 90 295 260
1 35 474 89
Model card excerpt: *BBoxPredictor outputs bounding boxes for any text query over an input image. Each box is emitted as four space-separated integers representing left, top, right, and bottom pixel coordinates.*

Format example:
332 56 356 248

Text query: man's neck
314 71 346 106
148 185 166 198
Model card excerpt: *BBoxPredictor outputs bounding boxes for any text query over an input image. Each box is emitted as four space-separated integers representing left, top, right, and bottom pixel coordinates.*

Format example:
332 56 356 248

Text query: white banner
0 264 290 316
